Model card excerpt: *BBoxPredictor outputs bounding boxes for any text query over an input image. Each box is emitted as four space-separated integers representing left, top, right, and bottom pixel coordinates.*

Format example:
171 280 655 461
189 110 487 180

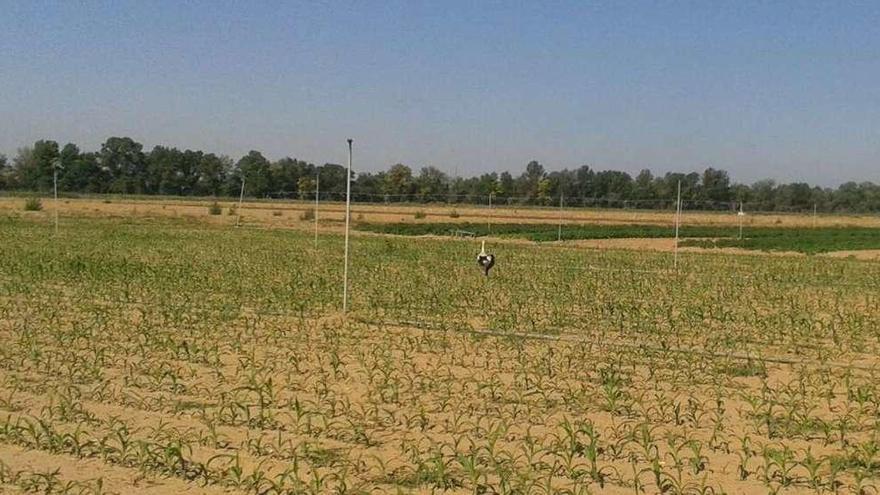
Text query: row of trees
2 137 879 212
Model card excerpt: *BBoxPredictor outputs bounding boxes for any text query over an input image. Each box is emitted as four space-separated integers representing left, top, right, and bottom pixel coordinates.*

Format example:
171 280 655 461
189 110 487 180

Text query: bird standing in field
477 240 495 276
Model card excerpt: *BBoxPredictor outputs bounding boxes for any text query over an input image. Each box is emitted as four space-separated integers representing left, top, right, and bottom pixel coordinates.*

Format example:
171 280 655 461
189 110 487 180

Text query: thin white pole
53 167 59 235
236 177 245 227
314 172 320 248
813 203 817 228
342 139 353 314
674 180 681 269
558 192 563 241
738 201 744 240
487 192 492 234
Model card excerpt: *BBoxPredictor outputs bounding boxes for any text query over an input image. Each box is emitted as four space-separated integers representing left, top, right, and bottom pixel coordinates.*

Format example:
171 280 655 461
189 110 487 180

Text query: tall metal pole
236 177 245 227
487 192 492 234
813 203 817 228
674 180 681 269
738 201 744 240
558 192 563 241
342 139 353 314
53 167 59 235
314 171 320 248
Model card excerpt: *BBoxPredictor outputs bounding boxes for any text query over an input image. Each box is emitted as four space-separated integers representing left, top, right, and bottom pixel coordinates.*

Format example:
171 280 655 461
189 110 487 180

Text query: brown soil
3 196 877 231
1 208 878 493
821 249 880 261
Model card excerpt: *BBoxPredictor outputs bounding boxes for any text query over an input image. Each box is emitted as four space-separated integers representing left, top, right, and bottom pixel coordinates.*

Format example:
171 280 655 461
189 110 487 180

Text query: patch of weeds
23 198 43 211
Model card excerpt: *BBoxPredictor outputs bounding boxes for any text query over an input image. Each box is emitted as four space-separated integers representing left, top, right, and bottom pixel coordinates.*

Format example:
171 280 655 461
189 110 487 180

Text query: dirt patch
566 237 677 251
821 249 880 261
0 444 229 494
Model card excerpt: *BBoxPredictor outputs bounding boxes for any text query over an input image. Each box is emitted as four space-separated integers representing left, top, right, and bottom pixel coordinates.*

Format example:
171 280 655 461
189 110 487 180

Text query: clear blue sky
2 1 878 186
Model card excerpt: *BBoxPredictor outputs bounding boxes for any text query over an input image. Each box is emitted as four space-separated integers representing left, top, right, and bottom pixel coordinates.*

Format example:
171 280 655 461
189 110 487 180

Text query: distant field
2 196 879 257
356 221 880 254
680 228 880 254
3 195 880 231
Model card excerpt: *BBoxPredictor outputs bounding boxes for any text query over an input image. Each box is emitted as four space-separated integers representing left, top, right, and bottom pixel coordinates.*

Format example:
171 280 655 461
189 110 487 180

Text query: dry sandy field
1 197 879 494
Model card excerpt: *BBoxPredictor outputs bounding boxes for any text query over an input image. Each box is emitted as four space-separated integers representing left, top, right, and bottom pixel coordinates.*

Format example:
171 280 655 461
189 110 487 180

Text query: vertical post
342 139 353 314
314 171 320 248
738 201 744 240
236 177 245 227
487 192 492 234
813 203 817 228
674 181 681 269
558 192 563 241
53 167 59 235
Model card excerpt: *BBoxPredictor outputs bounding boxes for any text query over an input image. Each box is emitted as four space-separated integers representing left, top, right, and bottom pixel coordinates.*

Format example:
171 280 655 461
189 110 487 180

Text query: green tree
354 171 384 201
232 150 272 197
536 178 551 204
750 179 777 210
383 163 415 198
475 172 500 199
100 137 147 194
498 171 515 200
656 172 700 206
146 146 185 195
57 144 104 193
0 154 9 189
701 167 731 203
593 170 633 201
297 176 316 199
633 169 656 203
15 140 59 190
775 182 813 212
195 154 230 196
730 184 752 203
272 158 315 194
415 166 449 201
10 135 880 213
517 160 545 200
317 163 350 197
575 165 595 199
546 169 577 200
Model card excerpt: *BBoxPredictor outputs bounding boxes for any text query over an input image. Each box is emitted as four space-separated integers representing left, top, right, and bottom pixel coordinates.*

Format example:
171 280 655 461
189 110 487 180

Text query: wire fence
266 190 747 211
254 190 880 215
7 188 877 216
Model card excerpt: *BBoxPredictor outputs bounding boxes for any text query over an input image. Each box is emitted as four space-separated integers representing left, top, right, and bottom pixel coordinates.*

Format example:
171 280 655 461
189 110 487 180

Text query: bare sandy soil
1 208 879 493
821 249 880 261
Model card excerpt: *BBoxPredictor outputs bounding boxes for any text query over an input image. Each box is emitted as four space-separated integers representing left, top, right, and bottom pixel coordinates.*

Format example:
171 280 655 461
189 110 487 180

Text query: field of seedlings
2 213 880 494
356 221 880 254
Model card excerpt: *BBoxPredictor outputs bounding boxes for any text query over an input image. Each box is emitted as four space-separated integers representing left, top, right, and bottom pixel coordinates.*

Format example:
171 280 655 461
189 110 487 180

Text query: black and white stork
477 240 495 276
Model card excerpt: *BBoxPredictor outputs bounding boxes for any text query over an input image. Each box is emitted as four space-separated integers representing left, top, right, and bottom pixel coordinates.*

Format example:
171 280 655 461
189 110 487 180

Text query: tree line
2 137 879 212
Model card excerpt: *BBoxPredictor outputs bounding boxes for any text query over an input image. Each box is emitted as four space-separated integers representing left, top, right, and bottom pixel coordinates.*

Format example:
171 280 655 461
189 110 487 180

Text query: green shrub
273 210 283 217
300 209 315 221
449 209 460 218
208 202 222 215
24 198 43 211
414 211 427 219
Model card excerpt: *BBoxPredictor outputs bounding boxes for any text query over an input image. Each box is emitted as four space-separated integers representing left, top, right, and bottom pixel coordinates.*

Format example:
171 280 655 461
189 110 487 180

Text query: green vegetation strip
680 229 880 254
355 222 880 254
